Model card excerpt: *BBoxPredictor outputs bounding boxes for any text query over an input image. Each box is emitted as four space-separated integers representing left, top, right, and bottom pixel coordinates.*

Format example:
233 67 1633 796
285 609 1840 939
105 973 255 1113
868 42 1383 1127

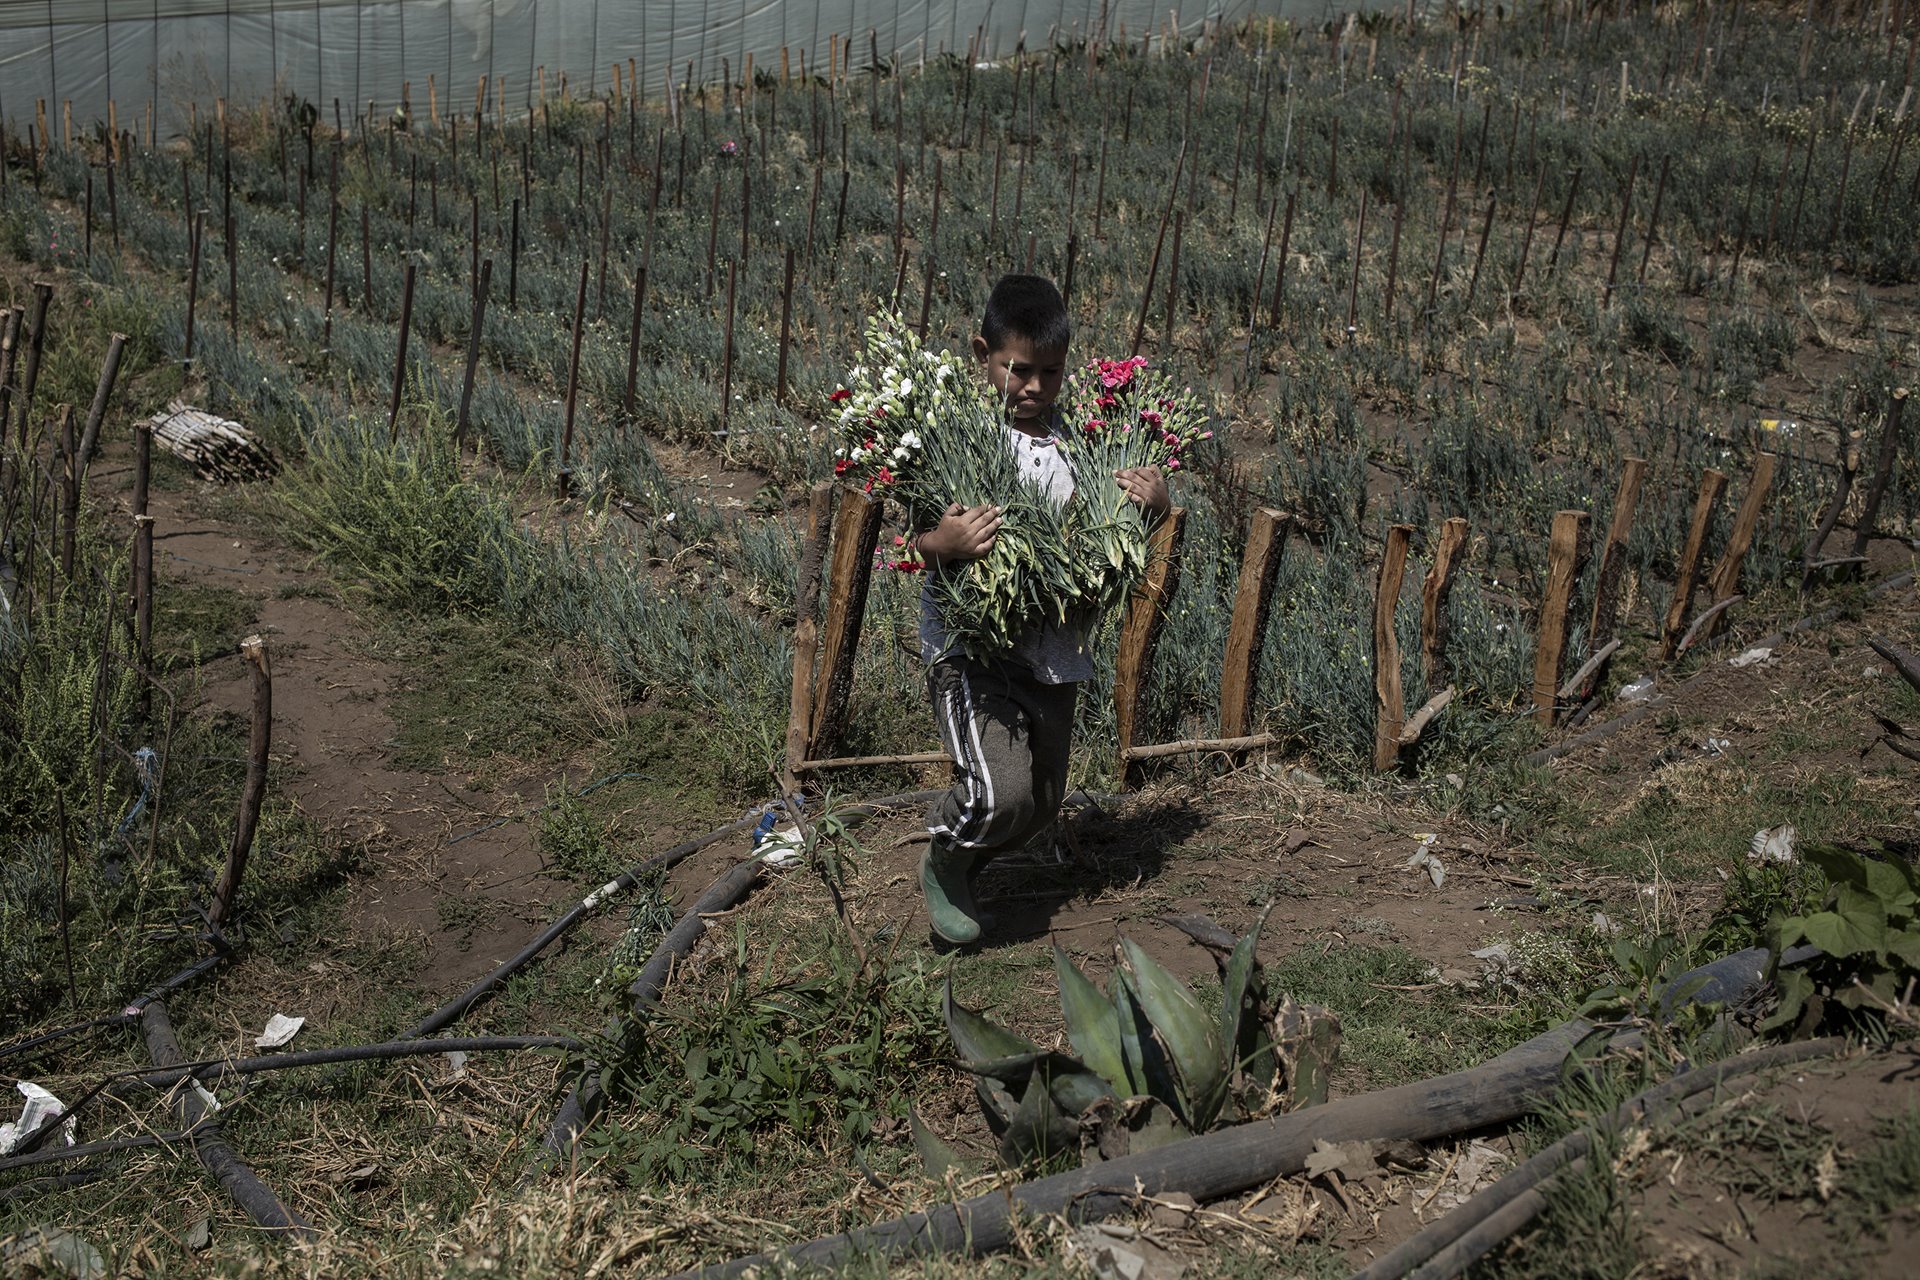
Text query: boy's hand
1114 466 1171 518
917 503 1003 565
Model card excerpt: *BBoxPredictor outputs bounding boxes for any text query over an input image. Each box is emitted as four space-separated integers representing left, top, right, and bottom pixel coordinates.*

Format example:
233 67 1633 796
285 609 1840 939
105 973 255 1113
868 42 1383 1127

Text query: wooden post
387 260 417 442
776 247 796 404
130 419 152 678
1660 469 1728 659
1465 191 1497 311
1702 452 1775 641
208 636 271 932
508 197 521 311
720 259 739 437
1217 510 1290 739
1270 186 1297 328
1545 165 1583 275
624 264 649 425
559 259 590 476
1601 153 1639 308
1131 145 1188 357
322 148 339 358
1851 387 1910 560
183 214 202 368
454 258 492 450
1373 524 1414 771
1421 516 1469 685
783 484 836 781
1635 153 1666 284
808 489 886 761
1588 457 1647 645
1116 508 1188 780
1345 191 1368 333
1532 511 1591 726
1803 428 1866 589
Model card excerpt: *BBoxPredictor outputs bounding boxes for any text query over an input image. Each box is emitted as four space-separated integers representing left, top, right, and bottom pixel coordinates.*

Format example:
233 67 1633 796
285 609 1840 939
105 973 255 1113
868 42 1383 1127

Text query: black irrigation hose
0 1168 110 1203
402 789 945 1042
1528 569 1916 766
525 787 949 1178
661 946 1793 1279
1350 1035 1854 1280
0 951 224 1065
0 1014 138 1064
140 1001 315 1239
0 1126 211 1177
532 854 770 1178
126 1033 585 1091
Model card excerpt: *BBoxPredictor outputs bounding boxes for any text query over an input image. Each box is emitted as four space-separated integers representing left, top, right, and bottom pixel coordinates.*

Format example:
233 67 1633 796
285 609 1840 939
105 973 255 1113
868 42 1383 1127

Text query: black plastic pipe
663 946 1793 1279
403 790 944 1042
140 1001 314 1239
1351 1035 1852 1280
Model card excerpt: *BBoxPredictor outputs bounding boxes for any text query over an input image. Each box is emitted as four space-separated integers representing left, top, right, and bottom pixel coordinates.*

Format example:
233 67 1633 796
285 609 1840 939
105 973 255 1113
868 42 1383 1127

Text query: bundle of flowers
832 312 1212 658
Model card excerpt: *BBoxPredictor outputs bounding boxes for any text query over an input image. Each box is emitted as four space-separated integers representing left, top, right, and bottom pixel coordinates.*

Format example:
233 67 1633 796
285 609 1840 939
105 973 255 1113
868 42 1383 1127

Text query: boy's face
972 335 1068 425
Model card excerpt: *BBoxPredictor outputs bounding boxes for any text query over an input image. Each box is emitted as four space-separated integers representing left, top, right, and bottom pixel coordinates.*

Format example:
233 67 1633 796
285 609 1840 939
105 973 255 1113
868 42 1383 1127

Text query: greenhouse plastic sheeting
0 1 1296 141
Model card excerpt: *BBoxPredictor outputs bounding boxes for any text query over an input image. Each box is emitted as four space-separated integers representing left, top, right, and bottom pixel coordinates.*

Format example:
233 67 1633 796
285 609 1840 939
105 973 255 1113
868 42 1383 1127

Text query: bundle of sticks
148 402 280 483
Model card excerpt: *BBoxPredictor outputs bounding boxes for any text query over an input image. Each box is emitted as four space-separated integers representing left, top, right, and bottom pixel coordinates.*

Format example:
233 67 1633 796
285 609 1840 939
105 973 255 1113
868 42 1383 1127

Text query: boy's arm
915 503 1004 567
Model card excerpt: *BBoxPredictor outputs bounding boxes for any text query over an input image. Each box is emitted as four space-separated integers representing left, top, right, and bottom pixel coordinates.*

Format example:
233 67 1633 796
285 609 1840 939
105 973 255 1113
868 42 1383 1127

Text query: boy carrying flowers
834 275 1212 945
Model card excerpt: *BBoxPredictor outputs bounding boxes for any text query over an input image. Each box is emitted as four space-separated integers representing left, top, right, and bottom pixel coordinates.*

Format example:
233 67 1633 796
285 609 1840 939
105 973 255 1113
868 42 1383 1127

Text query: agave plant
939 910 1340 1167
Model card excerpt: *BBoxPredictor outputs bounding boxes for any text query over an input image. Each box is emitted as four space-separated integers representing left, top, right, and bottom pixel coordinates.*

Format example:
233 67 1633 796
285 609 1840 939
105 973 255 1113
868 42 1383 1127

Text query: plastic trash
1405 837 1446 888
0 1082 75 1154
1617 675 1656 702
1728 647 1774 668
1749 824 1798 864
254 1013 304 1049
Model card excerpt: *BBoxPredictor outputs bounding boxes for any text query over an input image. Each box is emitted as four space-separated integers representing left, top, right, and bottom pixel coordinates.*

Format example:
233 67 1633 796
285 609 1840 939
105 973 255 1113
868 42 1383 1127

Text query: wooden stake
1465 191 1497 311
1346 191 1368 333
1803 428 1866 590
623 265 649 426
1700 452 1775 641
1637 153 1670 285
1270 187 1297 329
759 244 794 406
1218 509 1290 739
720 259 739 437
558 259 589 475
454 258 492 450
508 197 521 311
183 214 202 368
1532 511 1591 726
1545 165 1583 275
1589 457 1648 645
784 484 836 781
1850 387 1910 560
1373 524 1414 770
1660 469 1729 660
387 260 417 442
1116 508 1188 780
808 489 886 761
1132 145 1189 356
208 636 270 931
1421 517 1470 685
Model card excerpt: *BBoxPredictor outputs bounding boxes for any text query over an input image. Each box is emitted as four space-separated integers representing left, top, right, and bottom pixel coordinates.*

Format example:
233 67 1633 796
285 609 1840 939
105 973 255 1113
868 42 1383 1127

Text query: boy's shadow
958 794 1210 951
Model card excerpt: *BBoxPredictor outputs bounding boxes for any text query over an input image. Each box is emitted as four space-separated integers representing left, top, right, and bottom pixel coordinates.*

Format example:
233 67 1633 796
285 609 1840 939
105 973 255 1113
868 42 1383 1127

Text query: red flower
877 467 895 485
834 458 852 475
829 388 852 402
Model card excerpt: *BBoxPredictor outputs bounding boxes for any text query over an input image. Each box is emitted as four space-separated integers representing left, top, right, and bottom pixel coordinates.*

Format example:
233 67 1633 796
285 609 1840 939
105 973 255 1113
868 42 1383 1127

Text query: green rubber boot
920 844 983 945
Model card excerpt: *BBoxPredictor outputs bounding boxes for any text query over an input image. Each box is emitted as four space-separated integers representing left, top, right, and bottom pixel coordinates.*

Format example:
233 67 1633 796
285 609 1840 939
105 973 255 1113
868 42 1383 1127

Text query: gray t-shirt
918 423 1096 685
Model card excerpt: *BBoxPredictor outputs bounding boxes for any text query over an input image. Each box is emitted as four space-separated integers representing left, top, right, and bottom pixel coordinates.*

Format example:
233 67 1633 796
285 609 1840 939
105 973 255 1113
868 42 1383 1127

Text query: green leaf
1797 891 1890 959
943 976 1041 1066
999 1072 1078 1166
1110 972 1174 1105
1759 967 1815 1034
1054 946 1134 1095
908 1105 966 1178
1122 939 1227 1130
1221 906 1274 1088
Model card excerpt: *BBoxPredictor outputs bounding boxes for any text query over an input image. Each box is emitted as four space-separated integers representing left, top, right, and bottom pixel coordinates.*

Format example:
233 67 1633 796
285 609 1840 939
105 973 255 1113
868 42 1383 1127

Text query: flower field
2 4 1918 1275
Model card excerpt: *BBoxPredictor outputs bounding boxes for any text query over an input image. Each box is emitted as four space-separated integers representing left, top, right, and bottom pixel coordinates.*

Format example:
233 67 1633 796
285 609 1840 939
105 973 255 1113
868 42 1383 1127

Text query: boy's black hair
979 274 1071 353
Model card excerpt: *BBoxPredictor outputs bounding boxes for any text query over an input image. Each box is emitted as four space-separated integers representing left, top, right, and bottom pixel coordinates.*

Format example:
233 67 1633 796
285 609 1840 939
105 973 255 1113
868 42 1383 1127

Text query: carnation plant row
1 3 1915 777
